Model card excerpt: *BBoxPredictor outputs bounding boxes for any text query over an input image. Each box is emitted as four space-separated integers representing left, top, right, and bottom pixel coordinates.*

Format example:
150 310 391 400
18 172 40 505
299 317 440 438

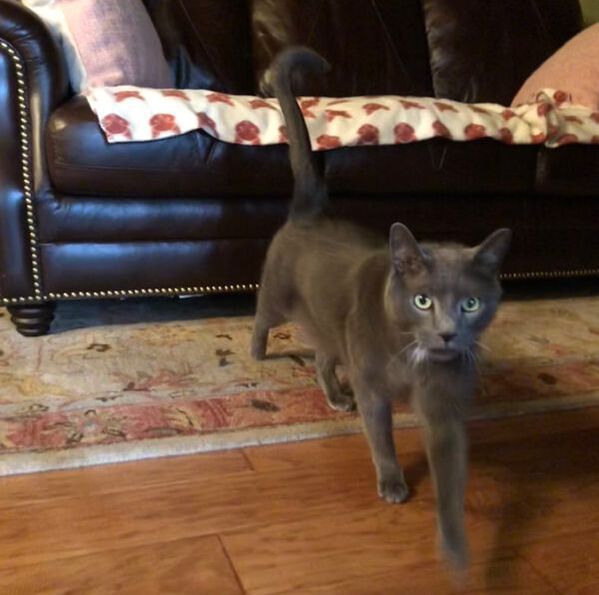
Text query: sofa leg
7 302 56 337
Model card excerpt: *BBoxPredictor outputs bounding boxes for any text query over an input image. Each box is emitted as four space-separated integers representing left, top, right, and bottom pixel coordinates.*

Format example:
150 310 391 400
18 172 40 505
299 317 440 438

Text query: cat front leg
417 400 469 571
354 387 409 504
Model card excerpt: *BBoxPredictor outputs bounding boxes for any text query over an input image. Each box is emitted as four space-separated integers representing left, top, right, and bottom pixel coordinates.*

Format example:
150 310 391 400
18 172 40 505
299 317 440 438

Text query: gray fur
253 47 512 571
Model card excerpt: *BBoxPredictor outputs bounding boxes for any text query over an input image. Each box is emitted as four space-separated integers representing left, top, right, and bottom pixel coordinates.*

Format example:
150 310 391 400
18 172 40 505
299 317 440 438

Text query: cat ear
389 223 428 275
472 228 512 272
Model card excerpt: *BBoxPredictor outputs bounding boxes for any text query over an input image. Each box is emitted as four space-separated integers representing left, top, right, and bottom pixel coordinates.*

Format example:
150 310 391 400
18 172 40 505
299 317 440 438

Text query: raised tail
263 47 330 221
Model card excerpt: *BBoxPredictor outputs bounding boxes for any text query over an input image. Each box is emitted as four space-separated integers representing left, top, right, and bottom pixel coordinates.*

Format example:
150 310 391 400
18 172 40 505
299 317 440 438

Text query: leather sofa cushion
536 145 599 196
36 195 287 243
47 97 541 198
46 97 293 197
325 140 538 195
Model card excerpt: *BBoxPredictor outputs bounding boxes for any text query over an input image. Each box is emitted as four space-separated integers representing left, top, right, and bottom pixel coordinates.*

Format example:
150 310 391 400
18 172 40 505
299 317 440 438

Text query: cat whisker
398 340 418 356
388 340 418 370
475 340 491 353
409 345 428 368
462 348 482 374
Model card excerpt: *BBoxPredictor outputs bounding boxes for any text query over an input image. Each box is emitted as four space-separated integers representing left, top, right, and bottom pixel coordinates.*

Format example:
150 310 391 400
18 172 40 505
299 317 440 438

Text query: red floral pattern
101 114 132 140
499 127 514 144
197 112 219 138
206 92 234 106
399 99 425 110
316 134 342 149
88 86 599 150
249 98 277 111
300 98 320 118
434 101 459 113
356 124 379 145
363 102 390 115
432 120 451 138
235 120 261 145
162 89 190 100
394 123 416 143
464 123 487 140
279 125 288 143
325 109 352 122
150 114 180 139
114 90 144 102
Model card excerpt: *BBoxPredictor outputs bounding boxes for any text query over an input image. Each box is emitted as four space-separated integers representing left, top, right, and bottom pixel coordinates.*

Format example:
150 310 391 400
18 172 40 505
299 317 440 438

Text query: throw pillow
512 23 599 110
22 0 173 92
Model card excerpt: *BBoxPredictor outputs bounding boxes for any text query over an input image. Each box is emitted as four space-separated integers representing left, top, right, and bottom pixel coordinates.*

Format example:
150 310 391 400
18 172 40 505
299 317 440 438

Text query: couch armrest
0 0 69 303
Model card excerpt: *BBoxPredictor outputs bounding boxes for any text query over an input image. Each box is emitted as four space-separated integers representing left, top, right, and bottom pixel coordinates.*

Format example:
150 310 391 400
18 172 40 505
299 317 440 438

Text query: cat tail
263 47 330 221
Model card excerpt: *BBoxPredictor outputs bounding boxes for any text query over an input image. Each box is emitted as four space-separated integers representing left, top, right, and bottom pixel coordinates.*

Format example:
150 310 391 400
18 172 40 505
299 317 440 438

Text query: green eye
461 297 481 313
414 294 433 310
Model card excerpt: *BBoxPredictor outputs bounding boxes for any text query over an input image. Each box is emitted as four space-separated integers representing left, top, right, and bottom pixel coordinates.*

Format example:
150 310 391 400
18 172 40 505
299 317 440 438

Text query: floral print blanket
86 87 599 149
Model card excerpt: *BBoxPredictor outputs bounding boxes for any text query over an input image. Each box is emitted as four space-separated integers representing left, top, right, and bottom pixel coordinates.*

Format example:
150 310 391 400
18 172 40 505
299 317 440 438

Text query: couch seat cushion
47 96 541 199
46 96 293 197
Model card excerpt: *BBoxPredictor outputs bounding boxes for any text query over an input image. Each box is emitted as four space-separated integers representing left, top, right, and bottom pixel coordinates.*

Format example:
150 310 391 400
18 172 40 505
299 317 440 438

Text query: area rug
0 295 598 476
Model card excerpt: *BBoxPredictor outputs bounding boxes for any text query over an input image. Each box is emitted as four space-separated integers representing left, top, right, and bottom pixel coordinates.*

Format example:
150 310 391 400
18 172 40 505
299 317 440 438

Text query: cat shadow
402 455 430 499
470 426 599 588
387 424 597 589
48 294 257 334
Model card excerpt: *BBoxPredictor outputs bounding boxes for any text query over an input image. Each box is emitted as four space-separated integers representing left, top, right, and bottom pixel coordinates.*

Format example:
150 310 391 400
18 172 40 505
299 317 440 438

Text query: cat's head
387 223 512 364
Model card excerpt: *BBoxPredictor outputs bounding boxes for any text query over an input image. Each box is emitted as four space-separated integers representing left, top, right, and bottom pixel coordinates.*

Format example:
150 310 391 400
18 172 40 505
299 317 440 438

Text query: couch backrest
422 0 583 104
145 0 582 103
143 0 255 93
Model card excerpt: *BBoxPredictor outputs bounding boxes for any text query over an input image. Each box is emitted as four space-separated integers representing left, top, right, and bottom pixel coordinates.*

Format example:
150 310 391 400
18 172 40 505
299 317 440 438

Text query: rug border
1 393 598 477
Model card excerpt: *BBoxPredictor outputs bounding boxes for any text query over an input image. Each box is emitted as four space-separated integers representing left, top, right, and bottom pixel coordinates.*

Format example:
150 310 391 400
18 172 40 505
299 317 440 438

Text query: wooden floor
0 408 598 594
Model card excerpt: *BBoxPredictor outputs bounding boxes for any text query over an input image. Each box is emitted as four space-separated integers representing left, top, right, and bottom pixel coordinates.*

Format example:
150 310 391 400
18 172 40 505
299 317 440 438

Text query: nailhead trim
0 40 43 300
0 283 260 305
1 267 598 305
499 269 599 281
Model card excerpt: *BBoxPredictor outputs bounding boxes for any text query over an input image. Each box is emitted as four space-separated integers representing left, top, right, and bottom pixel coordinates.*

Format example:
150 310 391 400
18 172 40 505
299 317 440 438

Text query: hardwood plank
0 536 243 595
245 408 599 472
244 427 421 473
0 450 250 507
223 429 599 595
0 409 597 593
272 553 559 595
0 460 382 569
516 530 599 594
221 487 528 595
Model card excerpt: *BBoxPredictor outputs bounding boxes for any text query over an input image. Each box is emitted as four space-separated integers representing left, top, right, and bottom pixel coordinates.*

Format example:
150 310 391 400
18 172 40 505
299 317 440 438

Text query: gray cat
252 47 511 570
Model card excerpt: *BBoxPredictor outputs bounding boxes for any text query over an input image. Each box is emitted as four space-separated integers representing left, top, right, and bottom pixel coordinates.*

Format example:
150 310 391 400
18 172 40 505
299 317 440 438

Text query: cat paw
326 392 356 412
377 476 410 504
440 530 469 573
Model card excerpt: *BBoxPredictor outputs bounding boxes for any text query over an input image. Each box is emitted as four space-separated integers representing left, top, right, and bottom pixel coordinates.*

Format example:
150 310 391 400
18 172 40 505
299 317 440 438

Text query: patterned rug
0 295 598 476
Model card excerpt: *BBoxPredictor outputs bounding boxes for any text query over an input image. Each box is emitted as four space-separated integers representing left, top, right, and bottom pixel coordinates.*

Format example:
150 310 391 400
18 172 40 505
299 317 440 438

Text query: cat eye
461 297 481 313
413 294 433 310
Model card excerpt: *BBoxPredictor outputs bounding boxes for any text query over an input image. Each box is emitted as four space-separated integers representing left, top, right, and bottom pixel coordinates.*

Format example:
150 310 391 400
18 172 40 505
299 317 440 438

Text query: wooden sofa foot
7 302 56 337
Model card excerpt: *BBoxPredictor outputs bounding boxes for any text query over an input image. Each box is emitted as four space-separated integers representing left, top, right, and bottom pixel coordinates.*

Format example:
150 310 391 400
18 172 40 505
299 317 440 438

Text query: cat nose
440 332 456 344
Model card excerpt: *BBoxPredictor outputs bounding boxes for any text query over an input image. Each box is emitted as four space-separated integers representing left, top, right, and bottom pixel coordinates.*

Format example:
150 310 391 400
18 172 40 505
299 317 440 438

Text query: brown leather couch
1 0 597 336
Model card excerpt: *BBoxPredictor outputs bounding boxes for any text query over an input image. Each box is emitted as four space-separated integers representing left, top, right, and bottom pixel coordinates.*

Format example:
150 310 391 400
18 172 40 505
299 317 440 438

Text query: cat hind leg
316 352 356 412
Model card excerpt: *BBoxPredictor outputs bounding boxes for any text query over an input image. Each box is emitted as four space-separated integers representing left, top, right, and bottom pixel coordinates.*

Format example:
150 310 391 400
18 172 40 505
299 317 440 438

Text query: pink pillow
58 0 173 91
512 24 599 110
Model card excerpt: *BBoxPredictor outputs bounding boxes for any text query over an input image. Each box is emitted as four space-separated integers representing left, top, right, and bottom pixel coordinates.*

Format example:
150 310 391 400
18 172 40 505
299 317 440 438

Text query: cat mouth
427 348 460 362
